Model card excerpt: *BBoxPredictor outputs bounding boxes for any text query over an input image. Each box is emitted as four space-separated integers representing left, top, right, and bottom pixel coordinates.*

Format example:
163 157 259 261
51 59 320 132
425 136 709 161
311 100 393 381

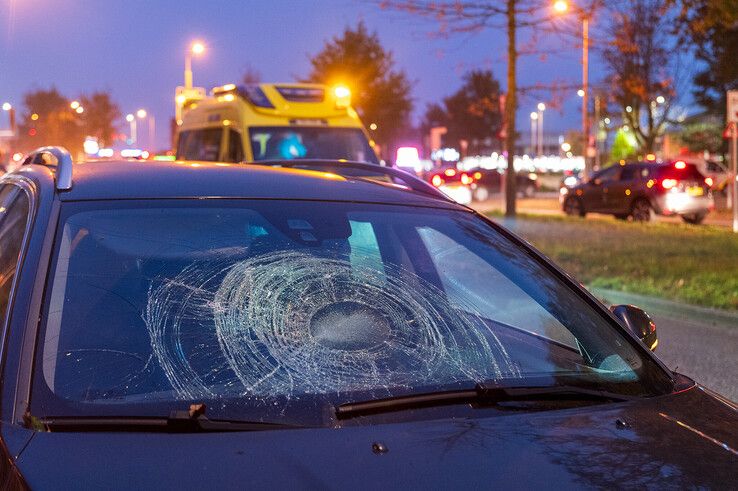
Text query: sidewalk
589 287 738 329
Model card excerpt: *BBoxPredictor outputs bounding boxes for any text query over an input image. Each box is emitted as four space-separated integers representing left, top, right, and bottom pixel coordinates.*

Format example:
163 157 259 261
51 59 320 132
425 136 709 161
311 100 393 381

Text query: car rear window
653 163 703 180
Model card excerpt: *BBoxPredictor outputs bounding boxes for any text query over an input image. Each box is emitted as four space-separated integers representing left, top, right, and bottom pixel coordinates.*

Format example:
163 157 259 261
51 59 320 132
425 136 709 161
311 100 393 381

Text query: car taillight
705 177 714 187
431 175 444 187
444 168 457 177
460 173 473 185
661 178 678 190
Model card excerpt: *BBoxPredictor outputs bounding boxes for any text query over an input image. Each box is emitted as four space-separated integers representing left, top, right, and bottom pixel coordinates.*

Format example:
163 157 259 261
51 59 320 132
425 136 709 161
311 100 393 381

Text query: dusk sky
0 0 606 149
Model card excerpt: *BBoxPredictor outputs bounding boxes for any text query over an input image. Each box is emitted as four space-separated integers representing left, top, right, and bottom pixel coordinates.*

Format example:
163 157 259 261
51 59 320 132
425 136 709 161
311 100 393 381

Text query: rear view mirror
610 304 658 351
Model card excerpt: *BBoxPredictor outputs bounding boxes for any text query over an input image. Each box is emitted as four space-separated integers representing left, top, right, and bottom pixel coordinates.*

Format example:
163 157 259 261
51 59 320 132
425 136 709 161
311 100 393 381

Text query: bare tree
602 0 685 153
378 0 587 216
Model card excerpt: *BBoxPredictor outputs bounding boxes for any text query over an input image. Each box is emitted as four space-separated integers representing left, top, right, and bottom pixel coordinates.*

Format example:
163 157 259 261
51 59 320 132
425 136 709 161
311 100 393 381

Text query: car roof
14 159 463 209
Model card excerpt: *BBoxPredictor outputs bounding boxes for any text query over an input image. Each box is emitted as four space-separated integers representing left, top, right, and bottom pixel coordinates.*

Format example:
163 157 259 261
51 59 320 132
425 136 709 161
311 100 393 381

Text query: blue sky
0 0 605 149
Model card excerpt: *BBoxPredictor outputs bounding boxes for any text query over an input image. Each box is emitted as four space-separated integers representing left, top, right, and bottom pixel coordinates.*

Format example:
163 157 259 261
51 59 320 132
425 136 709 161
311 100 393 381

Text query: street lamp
135 109 156 150
554 0 591 176
126 113 136 144
185 41 205 89
2 103 11 111
530 112 539 157
537 103 546 157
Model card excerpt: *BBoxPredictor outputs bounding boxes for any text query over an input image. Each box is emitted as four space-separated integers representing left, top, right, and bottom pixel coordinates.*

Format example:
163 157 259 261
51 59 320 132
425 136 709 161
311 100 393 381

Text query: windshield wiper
29 404 304 433
335 384 636 420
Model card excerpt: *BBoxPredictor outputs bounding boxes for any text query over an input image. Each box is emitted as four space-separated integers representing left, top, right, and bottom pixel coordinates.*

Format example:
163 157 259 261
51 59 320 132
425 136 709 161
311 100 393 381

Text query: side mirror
610 304 658 351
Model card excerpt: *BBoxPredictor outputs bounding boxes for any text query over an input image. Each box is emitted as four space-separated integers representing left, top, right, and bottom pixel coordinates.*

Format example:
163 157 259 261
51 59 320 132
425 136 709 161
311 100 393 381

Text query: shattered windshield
32 200 670 425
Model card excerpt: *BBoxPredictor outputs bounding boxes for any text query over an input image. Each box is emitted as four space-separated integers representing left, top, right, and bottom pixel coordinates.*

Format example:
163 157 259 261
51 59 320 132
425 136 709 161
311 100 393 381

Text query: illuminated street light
536 103 547 156
656 95 665 104
561 142 572 152
185 40 206 89
136 109 147 119
553 0 568 13
31 113 39 121
126 113 137 144
70 100 80 110
369 123 378 131
191 41 205 55
75 106 84 114
555 0 592 176
2 102 11 111
530 112 538 157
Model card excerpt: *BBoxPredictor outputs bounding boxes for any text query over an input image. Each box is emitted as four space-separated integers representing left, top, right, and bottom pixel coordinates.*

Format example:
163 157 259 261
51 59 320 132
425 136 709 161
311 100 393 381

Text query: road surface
654 313 738 401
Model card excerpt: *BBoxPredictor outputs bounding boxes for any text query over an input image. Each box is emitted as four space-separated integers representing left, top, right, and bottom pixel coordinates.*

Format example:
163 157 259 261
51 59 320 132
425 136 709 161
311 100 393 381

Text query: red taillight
444 168 457 177
705 177 714 187
431 175 444 187
661 178 678 190
674 161 686 169
460 173 473 185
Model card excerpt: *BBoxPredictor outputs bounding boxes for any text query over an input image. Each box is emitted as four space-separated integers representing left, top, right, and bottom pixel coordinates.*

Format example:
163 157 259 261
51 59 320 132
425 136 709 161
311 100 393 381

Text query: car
427 167 539 204
561 160 714 223
426 166 474 204
700 159 731 194
0 146 736 488
466 167 540 201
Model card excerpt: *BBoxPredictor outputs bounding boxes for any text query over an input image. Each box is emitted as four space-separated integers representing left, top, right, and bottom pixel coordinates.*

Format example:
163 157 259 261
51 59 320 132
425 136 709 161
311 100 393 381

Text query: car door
606 164 640 213
581 166 621 212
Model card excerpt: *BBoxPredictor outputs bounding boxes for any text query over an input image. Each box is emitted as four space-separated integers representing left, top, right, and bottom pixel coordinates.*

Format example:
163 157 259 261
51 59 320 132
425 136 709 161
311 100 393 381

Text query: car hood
12 385 738 488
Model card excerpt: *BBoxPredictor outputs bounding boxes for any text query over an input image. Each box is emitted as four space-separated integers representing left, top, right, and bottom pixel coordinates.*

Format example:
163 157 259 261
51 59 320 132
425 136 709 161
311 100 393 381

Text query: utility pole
504 0 518 217
582 17 590 176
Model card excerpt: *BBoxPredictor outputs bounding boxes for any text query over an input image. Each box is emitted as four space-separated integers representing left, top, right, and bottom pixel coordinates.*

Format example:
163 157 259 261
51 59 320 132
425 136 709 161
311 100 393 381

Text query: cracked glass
31 199 671 425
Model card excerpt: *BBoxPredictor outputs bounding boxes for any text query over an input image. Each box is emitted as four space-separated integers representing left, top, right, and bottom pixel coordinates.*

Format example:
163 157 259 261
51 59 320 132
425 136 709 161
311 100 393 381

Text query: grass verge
487 212 738 311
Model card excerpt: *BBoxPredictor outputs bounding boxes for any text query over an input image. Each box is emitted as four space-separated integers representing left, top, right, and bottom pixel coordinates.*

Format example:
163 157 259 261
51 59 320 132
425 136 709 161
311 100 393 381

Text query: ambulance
175 83 380 164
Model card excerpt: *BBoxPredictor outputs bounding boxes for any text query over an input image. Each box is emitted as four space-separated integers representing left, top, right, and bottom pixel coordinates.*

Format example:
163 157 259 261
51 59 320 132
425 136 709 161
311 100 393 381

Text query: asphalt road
652 313 738 401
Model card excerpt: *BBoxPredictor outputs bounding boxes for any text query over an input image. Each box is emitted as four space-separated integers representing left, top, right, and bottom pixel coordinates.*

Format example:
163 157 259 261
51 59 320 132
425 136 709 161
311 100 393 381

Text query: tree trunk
505 0 517 217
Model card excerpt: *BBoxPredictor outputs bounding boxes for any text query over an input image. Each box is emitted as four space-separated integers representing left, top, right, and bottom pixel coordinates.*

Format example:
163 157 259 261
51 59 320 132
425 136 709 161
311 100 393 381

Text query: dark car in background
427 166 539 203
0 147 736 488
561 160 714 223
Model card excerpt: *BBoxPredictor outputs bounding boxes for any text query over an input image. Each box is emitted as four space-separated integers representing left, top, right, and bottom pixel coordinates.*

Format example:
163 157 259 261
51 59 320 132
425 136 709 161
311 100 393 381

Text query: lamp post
126 114 136 144
537 102 546 157
554 0 592 176
185 41 205 89
530 112 538 156
134 109 155 150
2 103 15 133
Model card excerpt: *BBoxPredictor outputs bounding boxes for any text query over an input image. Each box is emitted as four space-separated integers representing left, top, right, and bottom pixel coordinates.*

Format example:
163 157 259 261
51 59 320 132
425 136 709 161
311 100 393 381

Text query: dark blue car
0 147 735 488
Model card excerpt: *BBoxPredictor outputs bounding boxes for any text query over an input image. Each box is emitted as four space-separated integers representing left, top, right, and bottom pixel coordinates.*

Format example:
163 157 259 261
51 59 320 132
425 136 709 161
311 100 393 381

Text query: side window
226 129 244 163
176 128 223 161
0 186 31 324
620 166 640 181
417 227 577 348
597 166 622 182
